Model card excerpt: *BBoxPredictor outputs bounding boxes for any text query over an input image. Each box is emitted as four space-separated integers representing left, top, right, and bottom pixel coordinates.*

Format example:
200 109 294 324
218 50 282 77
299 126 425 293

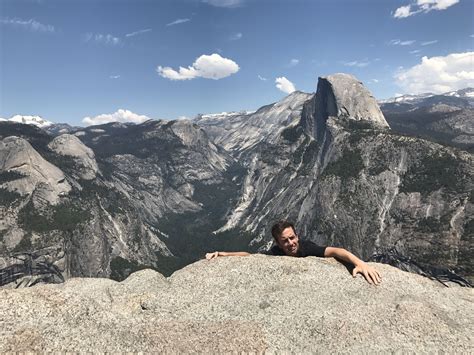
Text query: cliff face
0 257 472 352
0 119 242 282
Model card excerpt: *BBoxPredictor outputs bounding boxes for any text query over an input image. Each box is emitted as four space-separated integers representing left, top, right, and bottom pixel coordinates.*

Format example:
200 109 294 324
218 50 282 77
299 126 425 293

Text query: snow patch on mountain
7 115 53 128
380 88 474 104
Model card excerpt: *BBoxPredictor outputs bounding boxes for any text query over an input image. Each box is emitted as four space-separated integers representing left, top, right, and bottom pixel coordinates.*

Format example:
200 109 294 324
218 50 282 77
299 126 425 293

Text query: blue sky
0 0 473 126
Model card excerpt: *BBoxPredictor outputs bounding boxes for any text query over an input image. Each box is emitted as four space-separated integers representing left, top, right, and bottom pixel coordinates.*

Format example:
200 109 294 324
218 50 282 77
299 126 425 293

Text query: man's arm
324 247 382 285
205 251 251 260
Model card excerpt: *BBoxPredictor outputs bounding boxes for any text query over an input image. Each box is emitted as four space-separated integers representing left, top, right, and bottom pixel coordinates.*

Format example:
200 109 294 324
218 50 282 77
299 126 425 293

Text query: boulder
0 256 472 352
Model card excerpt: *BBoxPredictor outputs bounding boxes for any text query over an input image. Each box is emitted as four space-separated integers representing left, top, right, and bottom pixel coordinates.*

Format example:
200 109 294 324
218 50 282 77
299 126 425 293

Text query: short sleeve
260 245 285 256
300 241 326 257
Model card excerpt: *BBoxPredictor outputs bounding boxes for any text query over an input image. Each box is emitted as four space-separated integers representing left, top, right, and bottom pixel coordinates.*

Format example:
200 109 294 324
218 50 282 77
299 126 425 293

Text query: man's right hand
206 251 219 260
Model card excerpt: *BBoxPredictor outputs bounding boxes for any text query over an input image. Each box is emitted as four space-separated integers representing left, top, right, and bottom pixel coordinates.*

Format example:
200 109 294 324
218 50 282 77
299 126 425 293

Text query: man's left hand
352 263 382 285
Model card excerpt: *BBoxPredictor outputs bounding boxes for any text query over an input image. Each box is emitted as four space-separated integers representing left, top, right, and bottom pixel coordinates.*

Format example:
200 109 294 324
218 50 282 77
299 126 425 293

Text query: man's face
276 226 299 256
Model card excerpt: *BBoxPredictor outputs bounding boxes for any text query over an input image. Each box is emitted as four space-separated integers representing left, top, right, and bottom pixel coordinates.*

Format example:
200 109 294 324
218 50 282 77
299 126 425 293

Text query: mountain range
0 74 472 287
379 88 473 151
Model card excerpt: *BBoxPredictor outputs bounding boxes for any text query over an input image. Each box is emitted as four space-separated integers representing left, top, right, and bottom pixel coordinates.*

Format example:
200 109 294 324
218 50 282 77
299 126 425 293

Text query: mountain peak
315 73 389 130
7 115 53 128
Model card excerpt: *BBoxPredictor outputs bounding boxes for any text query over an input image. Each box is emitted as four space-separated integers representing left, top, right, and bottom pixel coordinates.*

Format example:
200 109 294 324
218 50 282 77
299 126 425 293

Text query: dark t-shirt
262 240 326 257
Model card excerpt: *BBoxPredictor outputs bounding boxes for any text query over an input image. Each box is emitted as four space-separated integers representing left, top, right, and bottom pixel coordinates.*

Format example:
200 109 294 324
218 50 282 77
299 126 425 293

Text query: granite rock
0 256 472 352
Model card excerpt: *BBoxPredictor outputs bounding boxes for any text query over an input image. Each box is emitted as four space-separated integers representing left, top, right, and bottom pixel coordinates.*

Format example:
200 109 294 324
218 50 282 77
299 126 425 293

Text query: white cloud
421 40 438 45
395 52 474 94
289 58 300 67
418 0 459 10
202 0 243 8
393 5 415 18
166 18 191 26
82 109 151 126
393 0 459 18
110 75 120 79
275 77 296 94
84 33 121 46
389 39 416 46
342 60 370 67
229 32 242 40
157 53 239 81
470 34 474 38
125 28 151 37
410 49 421 54
370 79 380 83
0 17 55 33
258 75 267 81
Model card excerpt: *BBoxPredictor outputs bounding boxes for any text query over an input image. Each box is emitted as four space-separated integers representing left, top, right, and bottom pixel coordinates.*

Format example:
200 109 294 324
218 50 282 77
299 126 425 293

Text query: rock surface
0 257 472 352
47 134 99 180
0 136 71 204
318 73 389 128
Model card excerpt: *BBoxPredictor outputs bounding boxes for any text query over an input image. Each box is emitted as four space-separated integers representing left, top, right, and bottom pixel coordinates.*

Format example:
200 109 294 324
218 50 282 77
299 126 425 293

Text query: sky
0 0 473 126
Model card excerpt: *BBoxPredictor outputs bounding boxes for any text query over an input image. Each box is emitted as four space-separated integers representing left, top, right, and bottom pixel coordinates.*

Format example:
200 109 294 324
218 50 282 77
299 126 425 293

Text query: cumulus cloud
395 52 474 94
0 17 55 33
393 5 414 18
82 109 151 126
229 32 242 40
125 28 151 37
84 33 121 46
389 39 416 46
258 75 267 81
421 40 438 45
202 0 243 8
166 18 190 26
157 53 239 81
393 0 459 19
275 77 296 94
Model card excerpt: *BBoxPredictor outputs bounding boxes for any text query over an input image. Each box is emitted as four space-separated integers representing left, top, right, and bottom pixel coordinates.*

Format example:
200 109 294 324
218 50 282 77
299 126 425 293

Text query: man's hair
271 220 296 241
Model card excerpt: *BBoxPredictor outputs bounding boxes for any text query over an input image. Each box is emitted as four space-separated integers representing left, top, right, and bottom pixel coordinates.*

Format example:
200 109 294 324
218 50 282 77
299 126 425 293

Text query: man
206 220 382 285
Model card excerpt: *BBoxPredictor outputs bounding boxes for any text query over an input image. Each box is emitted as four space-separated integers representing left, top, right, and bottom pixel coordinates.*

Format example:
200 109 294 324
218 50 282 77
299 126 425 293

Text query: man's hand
324 247 382 285
205 251 250 259
352 263 382 285
206 251 219 260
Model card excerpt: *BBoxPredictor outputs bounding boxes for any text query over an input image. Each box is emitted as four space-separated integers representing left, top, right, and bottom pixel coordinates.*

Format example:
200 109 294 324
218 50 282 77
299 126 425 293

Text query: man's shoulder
261 245 285 256
299 240 326 257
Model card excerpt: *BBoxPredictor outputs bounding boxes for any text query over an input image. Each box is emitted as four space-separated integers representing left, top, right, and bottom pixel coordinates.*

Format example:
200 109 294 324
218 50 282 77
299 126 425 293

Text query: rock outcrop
47 134 99 180
0 257 472 352
0 136 71 204
318 73 388 127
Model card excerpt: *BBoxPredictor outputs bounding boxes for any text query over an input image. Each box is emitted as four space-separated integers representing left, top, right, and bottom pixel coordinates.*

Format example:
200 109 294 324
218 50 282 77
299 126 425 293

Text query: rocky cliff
0 119 244 283
0 257 472 352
